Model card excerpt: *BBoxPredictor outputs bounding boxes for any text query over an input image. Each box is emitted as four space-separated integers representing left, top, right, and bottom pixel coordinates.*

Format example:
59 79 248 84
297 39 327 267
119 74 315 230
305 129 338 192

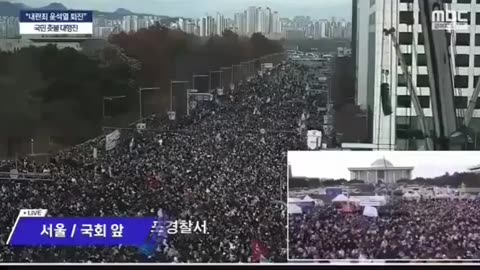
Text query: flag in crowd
251 240 269 263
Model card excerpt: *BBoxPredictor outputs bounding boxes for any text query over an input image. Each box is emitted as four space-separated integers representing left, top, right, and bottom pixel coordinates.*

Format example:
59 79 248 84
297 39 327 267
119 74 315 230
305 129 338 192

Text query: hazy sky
13 0 352 20
288 151 480 180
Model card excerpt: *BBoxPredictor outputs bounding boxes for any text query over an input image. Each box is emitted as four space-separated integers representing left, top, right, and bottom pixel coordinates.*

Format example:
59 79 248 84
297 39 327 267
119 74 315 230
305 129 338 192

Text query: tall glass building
355 0 480 150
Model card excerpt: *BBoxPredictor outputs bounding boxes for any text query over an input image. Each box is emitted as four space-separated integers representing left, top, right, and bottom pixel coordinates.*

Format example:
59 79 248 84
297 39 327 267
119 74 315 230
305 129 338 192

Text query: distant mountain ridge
39 2 68 10
113 8 133 15
0 1 168 20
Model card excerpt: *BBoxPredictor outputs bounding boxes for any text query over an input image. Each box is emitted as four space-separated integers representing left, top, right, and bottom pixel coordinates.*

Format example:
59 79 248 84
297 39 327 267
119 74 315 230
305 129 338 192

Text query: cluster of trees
396 172 480 188
0 45 136 156
290 172 480 189
0 26 283 157
282 38 350 53
109 26 283 110
289 177 365 189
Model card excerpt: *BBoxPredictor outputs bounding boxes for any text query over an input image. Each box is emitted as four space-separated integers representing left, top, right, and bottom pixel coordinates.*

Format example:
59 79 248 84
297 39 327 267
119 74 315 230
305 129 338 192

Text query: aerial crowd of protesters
0 60 328 262
289 199 480 260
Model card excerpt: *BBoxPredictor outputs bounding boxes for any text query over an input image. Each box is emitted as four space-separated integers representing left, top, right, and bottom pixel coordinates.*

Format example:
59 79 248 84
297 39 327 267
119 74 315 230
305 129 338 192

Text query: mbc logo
432 5 469 31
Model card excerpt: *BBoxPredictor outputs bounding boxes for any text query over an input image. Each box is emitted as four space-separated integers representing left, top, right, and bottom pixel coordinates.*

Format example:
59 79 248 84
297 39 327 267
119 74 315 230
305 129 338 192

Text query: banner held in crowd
105 130 121 151
307 130 322 150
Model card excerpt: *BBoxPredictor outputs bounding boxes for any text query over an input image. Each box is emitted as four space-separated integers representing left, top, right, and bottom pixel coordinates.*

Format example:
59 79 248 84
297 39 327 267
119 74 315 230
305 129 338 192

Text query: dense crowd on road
0 60 322 262
289 199 480 260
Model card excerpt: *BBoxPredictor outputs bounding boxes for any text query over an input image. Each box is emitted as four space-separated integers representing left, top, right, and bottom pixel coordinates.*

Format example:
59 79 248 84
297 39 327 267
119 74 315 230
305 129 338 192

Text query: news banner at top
19 10 93 35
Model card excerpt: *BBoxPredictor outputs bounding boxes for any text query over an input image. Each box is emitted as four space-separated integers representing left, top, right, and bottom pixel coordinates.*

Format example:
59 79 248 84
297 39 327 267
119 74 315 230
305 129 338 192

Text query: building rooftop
348 158 414 171
371 158 394 168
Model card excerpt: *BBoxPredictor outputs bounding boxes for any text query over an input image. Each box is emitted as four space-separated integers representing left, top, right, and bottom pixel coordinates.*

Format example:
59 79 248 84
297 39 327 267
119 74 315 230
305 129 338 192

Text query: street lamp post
103 95 127 119
186 88 198 116
232 64 241 84
209 71 222 91
192 74 208 92
259 55 265 64
220 67 233 88
245 61 253 78
209 71 212 91
187 89 191 116
102 98 106 119
30 138 34 155
240 62 248 81
251 60 256 77
170 81 189 111
138 87 160 122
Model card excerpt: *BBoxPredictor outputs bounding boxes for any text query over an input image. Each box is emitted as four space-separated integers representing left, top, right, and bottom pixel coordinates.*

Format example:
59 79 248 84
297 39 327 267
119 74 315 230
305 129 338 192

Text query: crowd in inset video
0 60 326 262
289 199 480 260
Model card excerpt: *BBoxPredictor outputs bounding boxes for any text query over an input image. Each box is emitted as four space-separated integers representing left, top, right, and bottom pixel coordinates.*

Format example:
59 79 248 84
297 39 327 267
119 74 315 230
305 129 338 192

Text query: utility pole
170 81 189 111
209 71 222 91
138 87 160 122
192 74 208 92
220 67 233 88
103 96 126 119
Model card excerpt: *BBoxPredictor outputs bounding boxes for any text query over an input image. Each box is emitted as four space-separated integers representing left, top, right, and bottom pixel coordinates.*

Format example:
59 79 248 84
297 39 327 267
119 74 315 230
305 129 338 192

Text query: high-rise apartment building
194 19 201 36
199 16 215 37
216 13 226 36
256 7 263 33
186 21 196 34
177 18 187 31
94 26 116 39
234 12 246 34
122 16 131 33
259 7 272 34
247 6 257 34
130 15 138 32
0 16 20 38
338 19 347 38
225 18 234 31
272 11 281 34
319 20 328 38
200 17 207 36
122 15 139 33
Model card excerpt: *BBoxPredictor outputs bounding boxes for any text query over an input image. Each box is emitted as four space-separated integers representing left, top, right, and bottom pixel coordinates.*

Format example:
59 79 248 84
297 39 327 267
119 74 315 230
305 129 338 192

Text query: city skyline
170 8 350 40
11 0 352 21
2 0 353 40
0 13 352 40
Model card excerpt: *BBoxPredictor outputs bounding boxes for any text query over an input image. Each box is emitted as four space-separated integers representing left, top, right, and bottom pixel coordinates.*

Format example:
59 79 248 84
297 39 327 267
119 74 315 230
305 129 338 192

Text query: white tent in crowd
302 195 315 202
348 197 361 203
288 204 303 215
303 195 322 206
372 195 387 205
403 191 421 200
362 206 378 217
288 197 303 203
332 194 349 202
434 193 450 199
349 195 387 207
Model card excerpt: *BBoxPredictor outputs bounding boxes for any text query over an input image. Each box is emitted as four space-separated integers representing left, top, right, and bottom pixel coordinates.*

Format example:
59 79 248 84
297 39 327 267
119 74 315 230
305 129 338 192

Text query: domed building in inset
348 158 413 185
